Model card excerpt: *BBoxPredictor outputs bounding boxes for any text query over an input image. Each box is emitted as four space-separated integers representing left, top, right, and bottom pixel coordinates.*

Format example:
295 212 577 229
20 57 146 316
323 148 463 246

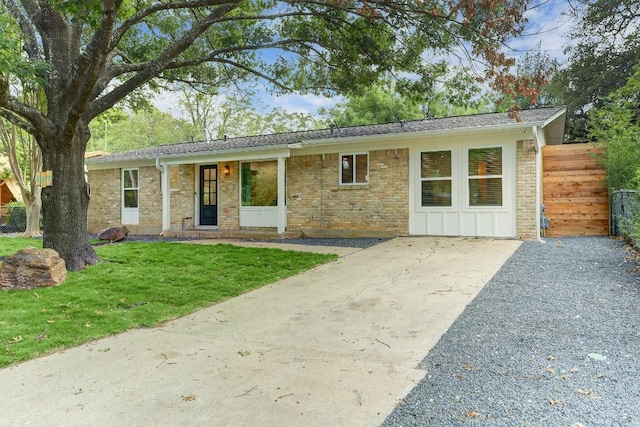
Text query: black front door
200 165 218 226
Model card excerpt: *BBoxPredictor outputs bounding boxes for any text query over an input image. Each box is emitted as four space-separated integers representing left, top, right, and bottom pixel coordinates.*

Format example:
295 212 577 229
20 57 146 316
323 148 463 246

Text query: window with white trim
468 147 503 207
241 161 278 206
122 169 139 208
340 153 368 185
420 150 452 207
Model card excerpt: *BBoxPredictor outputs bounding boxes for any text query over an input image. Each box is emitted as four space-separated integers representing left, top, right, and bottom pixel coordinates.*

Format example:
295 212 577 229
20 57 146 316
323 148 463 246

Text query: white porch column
156 160 170 233
277 156 287 234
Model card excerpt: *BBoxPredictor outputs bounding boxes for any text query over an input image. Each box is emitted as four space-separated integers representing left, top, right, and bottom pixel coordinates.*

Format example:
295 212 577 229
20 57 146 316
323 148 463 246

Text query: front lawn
0 238 337 367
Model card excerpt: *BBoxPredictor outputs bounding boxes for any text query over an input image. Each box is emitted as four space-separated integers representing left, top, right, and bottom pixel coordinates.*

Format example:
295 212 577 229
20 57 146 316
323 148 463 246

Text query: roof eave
85 144 291 166
296 120 555 147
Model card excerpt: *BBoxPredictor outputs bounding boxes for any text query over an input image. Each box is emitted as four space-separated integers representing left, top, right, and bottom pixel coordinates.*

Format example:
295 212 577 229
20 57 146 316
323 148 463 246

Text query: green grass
0 238 337 367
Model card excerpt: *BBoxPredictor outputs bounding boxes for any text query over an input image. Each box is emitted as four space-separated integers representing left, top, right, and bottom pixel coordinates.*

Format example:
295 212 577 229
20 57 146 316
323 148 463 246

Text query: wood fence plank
542 143 609 236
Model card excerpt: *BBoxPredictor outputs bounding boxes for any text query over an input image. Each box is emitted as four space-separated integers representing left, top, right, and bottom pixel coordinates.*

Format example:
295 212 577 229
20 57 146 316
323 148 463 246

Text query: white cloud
509 0 573 61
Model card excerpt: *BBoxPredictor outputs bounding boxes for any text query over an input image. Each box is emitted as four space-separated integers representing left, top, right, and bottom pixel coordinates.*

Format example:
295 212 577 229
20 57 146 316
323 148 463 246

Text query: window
420 150 452 207
340 153 368 184
468 147 502 206
241 161 277 206
123 169 139 208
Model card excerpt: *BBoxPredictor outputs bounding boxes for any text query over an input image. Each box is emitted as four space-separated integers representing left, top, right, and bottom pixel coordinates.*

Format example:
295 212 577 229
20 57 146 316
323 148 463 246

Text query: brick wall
516 139 537 239
218 161 240 230
286 149 409 236
169 164 195 230
87 168 121 233
137 166 162 234
88 166 163 234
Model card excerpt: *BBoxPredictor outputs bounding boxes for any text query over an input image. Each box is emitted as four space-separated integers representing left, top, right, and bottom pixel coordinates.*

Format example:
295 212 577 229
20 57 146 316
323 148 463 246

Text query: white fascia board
161 147 291 166
86 159 157 170
295 122 543 150
540 108 567 128
86 146 291 169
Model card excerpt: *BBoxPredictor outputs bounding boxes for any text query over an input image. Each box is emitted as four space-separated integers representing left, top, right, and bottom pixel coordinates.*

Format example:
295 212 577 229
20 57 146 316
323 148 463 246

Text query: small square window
340 153 368 185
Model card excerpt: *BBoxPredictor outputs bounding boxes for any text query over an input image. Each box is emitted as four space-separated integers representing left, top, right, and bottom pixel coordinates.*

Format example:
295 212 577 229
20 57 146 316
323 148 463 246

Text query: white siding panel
495 211 514 237
409 134 517 238
475 212 495 236
239 207 278 227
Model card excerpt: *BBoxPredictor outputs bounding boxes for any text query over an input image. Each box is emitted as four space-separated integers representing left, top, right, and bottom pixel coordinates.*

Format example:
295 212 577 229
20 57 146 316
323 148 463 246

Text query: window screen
420 150 452 207
468 147 502 206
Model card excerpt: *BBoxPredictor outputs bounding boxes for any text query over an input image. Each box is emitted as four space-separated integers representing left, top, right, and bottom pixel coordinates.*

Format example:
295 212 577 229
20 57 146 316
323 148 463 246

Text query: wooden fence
542 143 609 237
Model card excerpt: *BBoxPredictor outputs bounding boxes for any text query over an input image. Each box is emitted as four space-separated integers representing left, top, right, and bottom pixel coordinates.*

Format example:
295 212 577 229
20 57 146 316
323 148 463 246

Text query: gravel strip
382 236 640 427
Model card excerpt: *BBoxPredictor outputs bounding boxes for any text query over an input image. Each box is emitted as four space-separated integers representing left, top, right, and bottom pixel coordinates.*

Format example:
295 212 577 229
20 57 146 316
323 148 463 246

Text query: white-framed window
420 150 452 207
241 161 278 206
340 153 368 185
468 146 503 207
122 168 139 208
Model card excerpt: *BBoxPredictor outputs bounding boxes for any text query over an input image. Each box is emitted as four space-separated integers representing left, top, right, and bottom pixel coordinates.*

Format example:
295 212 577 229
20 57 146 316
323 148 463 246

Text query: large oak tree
0 0 537 271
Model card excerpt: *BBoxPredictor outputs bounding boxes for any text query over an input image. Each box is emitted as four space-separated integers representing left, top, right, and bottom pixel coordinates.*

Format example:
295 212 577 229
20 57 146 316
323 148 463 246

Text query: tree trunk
22 192 42 237
40 131 99 271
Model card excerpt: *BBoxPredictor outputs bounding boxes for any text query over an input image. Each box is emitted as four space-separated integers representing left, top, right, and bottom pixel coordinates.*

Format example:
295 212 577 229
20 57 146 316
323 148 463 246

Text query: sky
154 0 574 119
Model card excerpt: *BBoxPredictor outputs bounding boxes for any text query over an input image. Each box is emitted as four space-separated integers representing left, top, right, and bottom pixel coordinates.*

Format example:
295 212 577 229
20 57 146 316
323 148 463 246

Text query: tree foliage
0 0 539 270
178 88 323 139
88 108 203 152
322 80 424 126
589 67 640 190
322 73 496 127
549 0 640 141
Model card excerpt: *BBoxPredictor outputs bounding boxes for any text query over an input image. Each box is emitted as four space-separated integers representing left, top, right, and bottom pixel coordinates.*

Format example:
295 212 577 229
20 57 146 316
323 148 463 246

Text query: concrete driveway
0 237 520 426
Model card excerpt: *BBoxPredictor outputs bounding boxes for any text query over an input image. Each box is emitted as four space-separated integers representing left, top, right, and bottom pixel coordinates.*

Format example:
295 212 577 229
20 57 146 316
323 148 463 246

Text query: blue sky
154 0 573 119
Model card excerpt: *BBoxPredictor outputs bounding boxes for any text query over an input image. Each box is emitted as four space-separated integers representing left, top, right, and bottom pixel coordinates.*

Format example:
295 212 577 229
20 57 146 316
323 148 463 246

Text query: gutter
532 126 545 244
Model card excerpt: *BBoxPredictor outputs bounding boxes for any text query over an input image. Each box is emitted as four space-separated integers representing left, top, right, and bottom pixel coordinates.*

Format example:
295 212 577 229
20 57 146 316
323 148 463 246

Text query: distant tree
589 67 640 190
179 88 323 139
549 0 640 141
87 108 128 152
0 83 42 237
322 80 423 126
88 109 203 153
499 45 559 111
323 72 496 127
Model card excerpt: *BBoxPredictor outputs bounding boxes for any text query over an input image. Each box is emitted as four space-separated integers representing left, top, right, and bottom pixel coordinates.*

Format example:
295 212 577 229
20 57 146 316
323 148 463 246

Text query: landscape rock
97 225 129 242
0 247 67 290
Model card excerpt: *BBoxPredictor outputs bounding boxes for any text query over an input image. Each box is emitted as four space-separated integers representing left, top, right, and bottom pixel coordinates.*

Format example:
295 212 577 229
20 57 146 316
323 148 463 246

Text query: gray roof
86 106 565 164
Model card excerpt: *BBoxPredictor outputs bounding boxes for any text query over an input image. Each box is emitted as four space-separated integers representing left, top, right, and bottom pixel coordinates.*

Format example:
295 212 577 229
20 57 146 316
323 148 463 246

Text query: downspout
156 158 170 234
532 126 545 243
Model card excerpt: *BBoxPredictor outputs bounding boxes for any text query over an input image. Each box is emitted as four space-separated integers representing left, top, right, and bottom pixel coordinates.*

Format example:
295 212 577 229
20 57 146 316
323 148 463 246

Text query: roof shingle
86 107 565 163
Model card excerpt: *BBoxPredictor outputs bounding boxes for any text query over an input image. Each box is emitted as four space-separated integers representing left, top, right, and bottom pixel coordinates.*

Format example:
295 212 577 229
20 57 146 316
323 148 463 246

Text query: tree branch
87 2 239 118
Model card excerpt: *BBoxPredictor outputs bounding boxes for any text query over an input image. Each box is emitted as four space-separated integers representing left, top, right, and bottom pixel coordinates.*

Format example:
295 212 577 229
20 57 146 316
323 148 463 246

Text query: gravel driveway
382 236 640 426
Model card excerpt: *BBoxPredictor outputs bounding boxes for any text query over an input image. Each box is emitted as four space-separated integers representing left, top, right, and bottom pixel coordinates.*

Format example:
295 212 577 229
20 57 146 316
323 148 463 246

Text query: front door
200 165 218 226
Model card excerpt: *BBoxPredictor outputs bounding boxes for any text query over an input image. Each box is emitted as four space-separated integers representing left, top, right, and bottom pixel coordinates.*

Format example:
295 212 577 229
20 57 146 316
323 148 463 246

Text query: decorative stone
97 225 129 242
0 247 67 290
